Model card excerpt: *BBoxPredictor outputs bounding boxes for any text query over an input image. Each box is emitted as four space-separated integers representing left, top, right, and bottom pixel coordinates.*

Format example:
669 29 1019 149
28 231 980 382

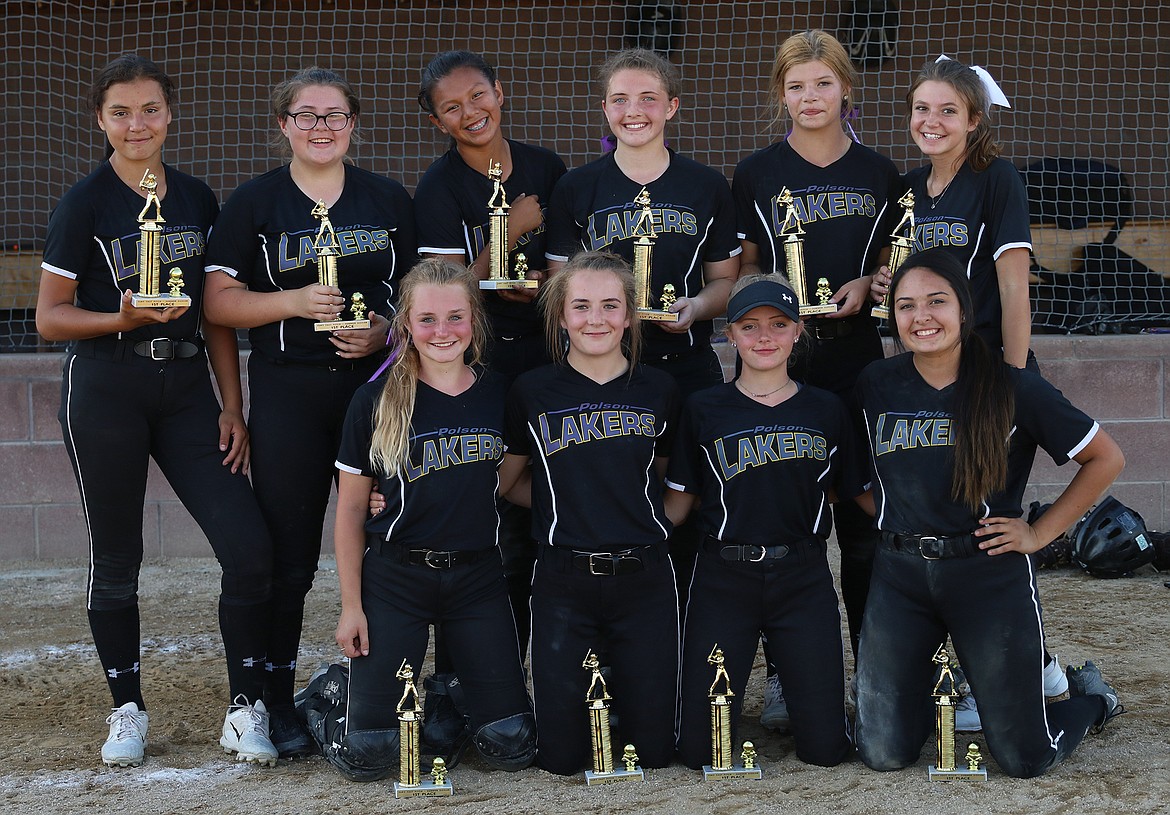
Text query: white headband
935 54 1011 111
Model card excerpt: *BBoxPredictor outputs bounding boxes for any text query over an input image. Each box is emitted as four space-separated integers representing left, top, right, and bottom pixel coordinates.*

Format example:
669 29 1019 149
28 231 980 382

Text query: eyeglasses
286 111 353 131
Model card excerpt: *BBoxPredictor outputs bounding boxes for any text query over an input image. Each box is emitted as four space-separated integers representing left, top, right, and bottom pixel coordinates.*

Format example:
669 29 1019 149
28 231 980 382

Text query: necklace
929 174 956 209
736 378 794 399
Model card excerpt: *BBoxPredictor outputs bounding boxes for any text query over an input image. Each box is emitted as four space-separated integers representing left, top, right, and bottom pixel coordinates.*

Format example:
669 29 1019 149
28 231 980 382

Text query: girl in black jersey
329 259 535 780
732 29 901 730
666 275 862 769
854 249 1125 778
36 55 276 768
204 68 416 758
498 252 680 775
871 57 1032 368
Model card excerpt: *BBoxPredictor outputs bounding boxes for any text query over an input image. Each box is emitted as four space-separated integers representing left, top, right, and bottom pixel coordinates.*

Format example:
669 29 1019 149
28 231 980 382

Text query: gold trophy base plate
637 308 680 323
928 765 987 782
799 303 839 316
131 294 192 309
703 765 762 781
480 279 539 290
871 305 890 319
314 319 372 332
585 767 644 785
394 780 454 798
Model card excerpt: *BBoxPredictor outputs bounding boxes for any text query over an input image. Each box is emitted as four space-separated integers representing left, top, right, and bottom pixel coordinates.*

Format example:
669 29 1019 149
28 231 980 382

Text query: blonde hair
368 259 487 474
768 30 858 131
597 48 682 100
539 251 641 366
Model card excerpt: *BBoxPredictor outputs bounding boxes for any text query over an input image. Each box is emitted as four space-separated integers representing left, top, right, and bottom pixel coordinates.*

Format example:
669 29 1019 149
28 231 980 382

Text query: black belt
881 531 981 559
369 539 497 569
256 350 382 373
74 336 203 362
538 542 668 576
702 535 821 562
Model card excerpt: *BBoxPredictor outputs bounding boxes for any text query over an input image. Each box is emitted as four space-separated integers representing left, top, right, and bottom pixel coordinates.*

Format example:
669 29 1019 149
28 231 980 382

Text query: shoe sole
220 741 278 768
102 756 144 768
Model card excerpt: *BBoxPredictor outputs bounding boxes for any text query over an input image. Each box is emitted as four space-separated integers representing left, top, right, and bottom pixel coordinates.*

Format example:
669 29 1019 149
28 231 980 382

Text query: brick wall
2 336 1167 560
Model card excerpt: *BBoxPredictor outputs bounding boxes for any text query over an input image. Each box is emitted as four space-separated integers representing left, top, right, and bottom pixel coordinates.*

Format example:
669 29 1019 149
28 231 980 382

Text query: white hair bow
935 54 1011 110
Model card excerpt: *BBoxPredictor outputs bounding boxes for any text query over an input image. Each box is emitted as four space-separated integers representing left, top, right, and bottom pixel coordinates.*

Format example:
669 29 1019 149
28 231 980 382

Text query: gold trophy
131 171 191 308
872 190 917 319
582 650 643 785
631 187 680 323
928 646 987 781
702 645 761 781
776 187 836 316
481 161 538 291
393 660 453 798
311 200 371 332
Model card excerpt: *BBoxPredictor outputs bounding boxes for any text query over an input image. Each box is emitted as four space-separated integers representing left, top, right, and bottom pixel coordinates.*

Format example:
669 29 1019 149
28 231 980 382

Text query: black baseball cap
726 279 801 323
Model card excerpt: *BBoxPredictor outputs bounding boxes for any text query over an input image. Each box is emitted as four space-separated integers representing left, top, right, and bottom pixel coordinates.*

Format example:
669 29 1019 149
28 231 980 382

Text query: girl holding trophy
203 67 416 758
854 249 1125 778
36 55 277 768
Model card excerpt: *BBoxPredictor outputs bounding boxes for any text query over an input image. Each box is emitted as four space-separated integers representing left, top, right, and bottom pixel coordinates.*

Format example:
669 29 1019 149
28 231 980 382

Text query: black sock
219 598 270 705
263 593 306 708
88 605 144 710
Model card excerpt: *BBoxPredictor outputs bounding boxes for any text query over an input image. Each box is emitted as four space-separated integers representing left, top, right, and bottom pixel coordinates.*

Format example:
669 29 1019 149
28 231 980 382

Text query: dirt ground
0 553 1167 815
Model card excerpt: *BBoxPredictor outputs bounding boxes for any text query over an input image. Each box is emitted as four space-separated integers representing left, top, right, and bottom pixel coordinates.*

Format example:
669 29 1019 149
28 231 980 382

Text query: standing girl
498 251 680 774
854 248 1125 778
36 54 276 768
667 274 861 770
329 259 536 781
732 29 902 727
204 67 416 758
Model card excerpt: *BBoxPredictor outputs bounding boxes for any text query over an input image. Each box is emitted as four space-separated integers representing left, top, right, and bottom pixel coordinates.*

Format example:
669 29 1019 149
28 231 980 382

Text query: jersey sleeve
1014 370 1098 466
388 182 419 303
985 160 1032 260
204 184 260 283
704 174 743 262
336 382 379 476
664 396 702 494
544 172 581 263
414 163 471 258
41 186 96 280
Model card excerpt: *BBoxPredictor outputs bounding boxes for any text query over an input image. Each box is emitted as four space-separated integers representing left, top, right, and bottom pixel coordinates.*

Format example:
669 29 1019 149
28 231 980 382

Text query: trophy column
131 170 191 309
394 660 454 797
872 191 917 319
776 187 835 317
310 199 371 332
481 161 538 291
631 187 679 322
702 645 761 781
928 646 986 781
582 650 643 785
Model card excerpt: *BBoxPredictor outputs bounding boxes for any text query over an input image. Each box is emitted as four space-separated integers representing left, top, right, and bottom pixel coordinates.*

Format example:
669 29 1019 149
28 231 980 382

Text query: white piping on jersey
993 240 1032 262
1067 421 1099 460
527 422 559 546
813 445 837 531
1022 551 1065 752
41 262 77 280
335 461 362 475
862 201 889 277
861 406 889 530
752 201 781 276
382 473 408 542
461 222 476 265
62 356 99 608
93 237 130 339
964 224 986 279
697 444 731 539
252 235 289 354
642 456 671 540
419 245 464 256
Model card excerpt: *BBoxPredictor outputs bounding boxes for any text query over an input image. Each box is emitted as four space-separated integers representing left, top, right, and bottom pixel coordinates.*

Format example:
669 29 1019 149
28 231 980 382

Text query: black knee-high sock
263 593 306 708
219 598 270 705
88 605 144 710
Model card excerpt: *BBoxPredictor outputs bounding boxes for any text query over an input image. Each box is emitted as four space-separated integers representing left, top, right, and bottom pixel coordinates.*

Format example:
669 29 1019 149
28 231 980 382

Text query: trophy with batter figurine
631 187 680 323
872 190 917 319
702 645 761 781
582 649 643 785
311 199 371 332
928 646 987 781
131 170 191 308
776 187 836 316
481 161 538 291
394 660 454 797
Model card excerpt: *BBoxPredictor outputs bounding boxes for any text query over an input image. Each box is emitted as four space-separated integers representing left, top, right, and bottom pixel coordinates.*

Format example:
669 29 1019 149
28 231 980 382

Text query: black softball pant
59 349 272 702
346 546 531 732
529 548 680 775
855 544 1102 778
676 541 852 769
246 351 380 706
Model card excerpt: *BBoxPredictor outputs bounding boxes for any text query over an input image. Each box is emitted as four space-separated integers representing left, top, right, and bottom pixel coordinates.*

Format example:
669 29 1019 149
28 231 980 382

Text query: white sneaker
1044 654 1070 698
101 702 149 767
954 692 982 731
759 673 790 732
220 696 278 767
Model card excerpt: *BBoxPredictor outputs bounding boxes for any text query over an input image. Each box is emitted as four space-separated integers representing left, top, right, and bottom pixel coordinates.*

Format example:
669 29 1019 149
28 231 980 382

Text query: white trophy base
703 764 762 781
799 303 839 317
131 293 191 309
314 319 372 332
585 766 644 785
928 764 987 781
394 779 454 798
480 278 539 290
637 308 680 323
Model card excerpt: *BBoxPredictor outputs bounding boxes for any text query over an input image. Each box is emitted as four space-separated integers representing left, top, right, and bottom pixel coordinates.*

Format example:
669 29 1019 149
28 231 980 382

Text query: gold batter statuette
631 187 680 323
777 187 836 317
582 649 643 785
481 161 538 291
872 190 916 319
928 646 987 781
394 659 453 797
310 200 371 332
702 644 761 781
131 171 191 309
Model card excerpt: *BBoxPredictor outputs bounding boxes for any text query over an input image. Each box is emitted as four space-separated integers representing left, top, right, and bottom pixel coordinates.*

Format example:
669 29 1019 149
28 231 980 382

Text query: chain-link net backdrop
4 0 1169 351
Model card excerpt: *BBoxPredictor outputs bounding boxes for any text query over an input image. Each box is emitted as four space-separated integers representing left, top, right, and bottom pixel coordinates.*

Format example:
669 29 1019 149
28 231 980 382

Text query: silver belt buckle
918 536 943 560
588 552 615 576
149 338 174 360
